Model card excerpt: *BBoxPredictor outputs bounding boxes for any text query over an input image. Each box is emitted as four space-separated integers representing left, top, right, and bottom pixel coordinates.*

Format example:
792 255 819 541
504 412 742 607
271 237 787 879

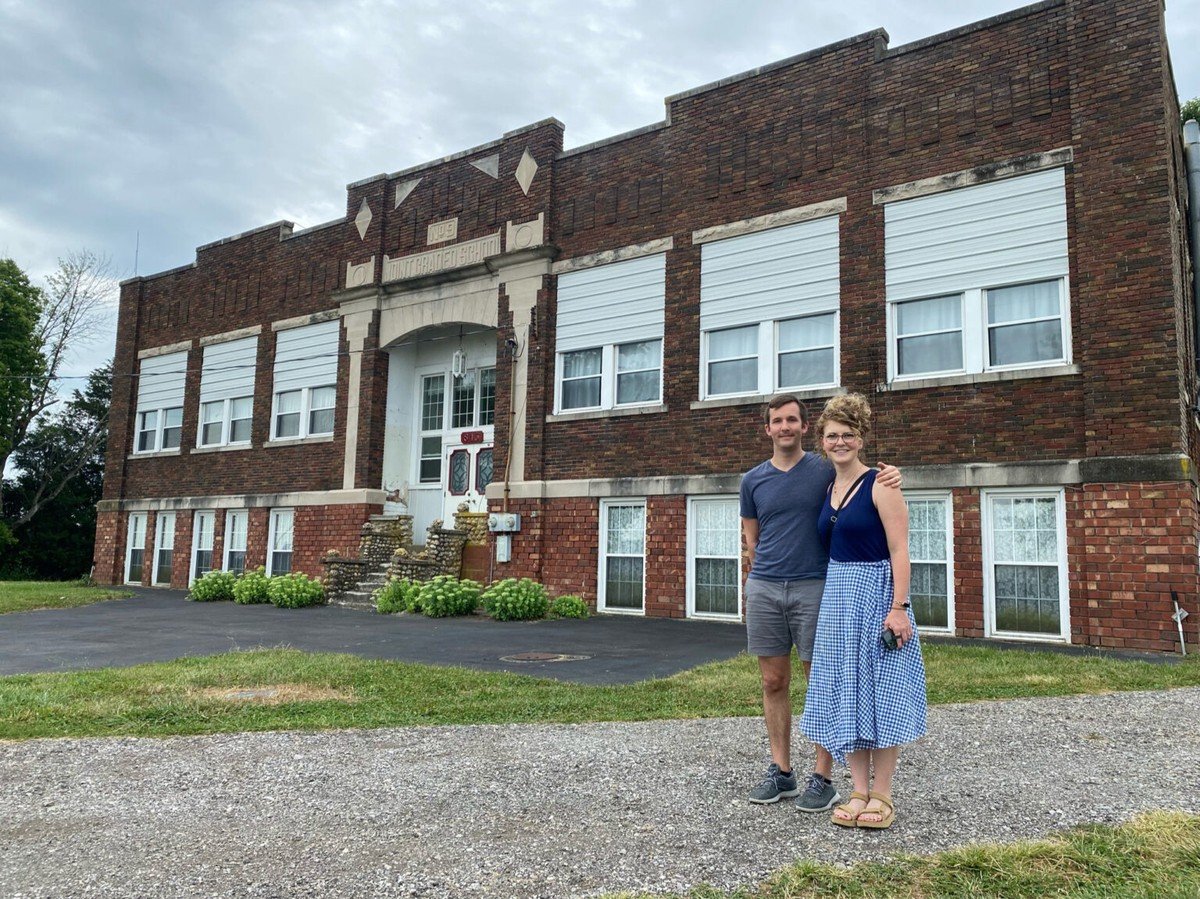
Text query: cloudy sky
1 0 1198 380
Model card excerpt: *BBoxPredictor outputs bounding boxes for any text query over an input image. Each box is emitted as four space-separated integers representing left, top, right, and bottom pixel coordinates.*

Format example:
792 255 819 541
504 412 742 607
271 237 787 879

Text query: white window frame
135 406 183 454
414 367 497 484
190 510 215 585
700 314 839 399
554 340 663 413
982 488 1070 643
887 278 1071 382
199 396 253 447
266 508 294 576
905 491 955 634
125 513 147 585
271 385 335 440
152 512 176 586
686 496 742 620
597 499 647 615
223 510 248 575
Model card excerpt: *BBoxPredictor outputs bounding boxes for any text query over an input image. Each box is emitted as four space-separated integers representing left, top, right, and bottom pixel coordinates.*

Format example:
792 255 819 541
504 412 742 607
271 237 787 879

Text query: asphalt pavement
0 587 747 684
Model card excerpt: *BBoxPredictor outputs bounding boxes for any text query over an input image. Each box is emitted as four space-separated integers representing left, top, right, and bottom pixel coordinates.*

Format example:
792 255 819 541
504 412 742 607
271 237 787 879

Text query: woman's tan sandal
856 791 895 830
831 791 869 828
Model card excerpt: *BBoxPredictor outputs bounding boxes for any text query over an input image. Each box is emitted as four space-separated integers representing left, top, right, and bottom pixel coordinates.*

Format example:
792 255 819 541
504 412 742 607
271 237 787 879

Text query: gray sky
1 0 1198 381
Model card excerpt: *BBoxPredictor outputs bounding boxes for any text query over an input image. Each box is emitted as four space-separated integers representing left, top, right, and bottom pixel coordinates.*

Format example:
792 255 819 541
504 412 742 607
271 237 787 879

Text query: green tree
0 252 113 535
1183 96 1200 128
0 363 111 578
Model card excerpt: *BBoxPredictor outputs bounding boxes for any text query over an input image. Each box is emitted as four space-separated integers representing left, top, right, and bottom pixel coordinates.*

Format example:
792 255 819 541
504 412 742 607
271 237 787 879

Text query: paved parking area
0 587 747 684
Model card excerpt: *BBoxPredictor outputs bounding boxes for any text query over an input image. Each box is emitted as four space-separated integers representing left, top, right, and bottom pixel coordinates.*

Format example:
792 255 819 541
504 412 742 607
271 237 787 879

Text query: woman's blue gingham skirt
799 559 927 765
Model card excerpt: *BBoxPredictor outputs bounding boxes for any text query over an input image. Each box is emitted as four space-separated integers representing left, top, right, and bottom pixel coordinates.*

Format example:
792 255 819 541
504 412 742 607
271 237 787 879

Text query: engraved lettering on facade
383 231 502 282
427 218 459 245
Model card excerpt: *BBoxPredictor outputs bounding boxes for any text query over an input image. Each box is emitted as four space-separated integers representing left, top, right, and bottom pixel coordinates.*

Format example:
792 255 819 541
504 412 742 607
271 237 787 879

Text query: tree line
0 253 112 580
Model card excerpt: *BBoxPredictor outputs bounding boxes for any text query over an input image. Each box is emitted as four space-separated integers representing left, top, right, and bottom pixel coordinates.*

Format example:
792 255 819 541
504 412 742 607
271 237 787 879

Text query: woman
799 394 927 829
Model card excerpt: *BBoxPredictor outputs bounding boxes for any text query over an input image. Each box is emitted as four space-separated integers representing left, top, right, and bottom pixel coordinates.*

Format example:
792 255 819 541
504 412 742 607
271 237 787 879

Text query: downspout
1185 119 1200 387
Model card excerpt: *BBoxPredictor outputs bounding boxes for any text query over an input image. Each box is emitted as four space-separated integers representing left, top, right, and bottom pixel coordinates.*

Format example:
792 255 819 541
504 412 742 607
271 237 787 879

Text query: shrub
375 577 421 614
417 575 481 618
189 570 236 602
267 572 325 609
232 567 271 605
550 594 589 619
482 577 548 621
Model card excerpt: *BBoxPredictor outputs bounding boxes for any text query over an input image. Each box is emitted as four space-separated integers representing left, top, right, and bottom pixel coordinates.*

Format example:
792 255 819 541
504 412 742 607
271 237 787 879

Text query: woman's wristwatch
891 601 911 611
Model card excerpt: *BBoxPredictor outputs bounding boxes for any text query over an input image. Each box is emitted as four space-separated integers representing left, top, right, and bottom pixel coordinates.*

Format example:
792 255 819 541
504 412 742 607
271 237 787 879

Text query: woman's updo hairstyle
816 393 872 447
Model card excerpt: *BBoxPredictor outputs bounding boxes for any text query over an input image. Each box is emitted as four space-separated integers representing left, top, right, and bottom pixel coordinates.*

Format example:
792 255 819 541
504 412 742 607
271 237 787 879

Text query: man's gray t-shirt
739 452 835 581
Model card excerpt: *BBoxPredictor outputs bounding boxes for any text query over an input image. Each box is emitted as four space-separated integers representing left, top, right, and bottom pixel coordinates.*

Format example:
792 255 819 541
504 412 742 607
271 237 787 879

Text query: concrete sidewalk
0 587 747 684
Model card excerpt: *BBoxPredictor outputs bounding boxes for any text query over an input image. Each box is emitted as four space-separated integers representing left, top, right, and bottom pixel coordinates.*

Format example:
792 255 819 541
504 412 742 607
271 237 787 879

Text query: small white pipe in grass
1172 590 1189 656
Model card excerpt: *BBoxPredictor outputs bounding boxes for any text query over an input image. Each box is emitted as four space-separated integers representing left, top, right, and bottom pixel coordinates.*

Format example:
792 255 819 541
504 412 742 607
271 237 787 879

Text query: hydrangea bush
232 567 271 605
549 594 589 619
482 577 549 621
267 572 325 608
188 570 236 602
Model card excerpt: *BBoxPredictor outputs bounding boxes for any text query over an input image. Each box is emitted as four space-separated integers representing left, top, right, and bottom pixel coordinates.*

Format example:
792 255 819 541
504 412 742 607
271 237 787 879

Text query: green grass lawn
609 811 1200 898
2 643 1198 740
0 580 131 615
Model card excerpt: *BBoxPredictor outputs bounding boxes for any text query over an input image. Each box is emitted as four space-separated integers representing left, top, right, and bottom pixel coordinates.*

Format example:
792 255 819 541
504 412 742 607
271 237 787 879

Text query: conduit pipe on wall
1185 120 1200 386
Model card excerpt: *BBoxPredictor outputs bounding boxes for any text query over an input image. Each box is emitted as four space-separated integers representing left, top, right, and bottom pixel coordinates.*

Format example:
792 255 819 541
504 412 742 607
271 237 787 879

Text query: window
700 216 840 399
267 509 293 575
224 511 247 575
561 348 602 409
906 493 954 632
598 500 646 613
687 497 741 618
197 335 256 447
478 368 496 426
134 350 187 453
153 512 175 586
415 368 496 484
557 341 663 411
271 320 338 440
884 168 1070 381
983 490 1068 640
556 254 665 413
419 374 445 483
125 513 146 584
191 511 215 584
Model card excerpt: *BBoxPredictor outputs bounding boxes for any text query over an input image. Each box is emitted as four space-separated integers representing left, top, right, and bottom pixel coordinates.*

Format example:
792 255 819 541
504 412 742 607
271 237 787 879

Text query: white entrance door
442 441 495 524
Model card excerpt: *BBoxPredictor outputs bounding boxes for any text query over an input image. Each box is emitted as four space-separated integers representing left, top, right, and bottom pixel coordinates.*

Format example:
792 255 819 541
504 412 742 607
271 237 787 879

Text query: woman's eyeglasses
822 432 859 444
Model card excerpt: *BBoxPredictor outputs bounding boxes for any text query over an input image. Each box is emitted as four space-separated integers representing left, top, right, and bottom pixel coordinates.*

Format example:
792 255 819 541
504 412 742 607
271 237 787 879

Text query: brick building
94 0 1199 652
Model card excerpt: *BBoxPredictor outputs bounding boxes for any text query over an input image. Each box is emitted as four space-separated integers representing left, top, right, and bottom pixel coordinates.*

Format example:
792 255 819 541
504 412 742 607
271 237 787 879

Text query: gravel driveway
2 687 1198 898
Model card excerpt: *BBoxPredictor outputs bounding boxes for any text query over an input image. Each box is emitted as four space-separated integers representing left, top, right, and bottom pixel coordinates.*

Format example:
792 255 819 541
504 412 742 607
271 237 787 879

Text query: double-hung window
125 513 147 584
699 215 840 398
198 335 256 447
598 500 646 614
884 167 1071 381
191 511 215 583
983 489 1069 641
555 254 665 413
267 508 294 575
906 493 954 632
687 497 741 619
271 320 339 440
224 510 248 575
134 351 187 453
153 512 175 585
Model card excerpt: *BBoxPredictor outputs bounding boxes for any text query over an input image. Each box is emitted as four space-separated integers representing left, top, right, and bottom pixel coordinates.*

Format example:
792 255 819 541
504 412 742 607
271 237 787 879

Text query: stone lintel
873 147 1074 205
692 198 847 245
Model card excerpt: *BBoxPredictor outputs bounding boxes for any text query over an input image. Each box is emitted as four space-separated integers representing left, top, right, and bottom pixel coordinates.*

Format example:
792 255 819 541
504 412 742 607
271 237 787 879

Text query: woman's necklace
829 467 870 522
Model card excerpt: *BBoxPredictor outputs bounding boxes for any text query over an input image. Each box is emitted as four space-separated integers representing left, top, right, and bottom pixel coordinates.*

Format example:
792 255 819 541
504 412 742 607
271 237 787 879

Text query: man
740 393 900 810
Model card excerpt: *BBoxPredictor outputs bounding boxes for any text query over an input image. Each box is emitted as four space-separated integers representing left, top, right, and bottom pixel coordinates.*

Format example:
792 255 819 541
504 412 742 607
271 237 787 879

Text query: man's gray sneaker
795 772 840 812
747 763 800 804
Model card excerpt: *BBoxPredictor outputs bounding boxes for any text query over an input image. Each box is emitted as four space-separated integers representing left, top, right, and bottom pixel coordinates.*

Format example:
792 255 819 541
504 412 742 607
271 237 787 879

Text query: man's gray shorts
745 578 826 660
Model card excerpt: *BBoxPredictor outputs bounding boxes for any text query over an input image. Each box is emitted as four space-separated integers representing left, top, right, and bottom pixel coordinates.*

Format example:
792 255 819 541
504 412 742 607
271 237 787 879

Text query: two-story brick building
94 0 1199 652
